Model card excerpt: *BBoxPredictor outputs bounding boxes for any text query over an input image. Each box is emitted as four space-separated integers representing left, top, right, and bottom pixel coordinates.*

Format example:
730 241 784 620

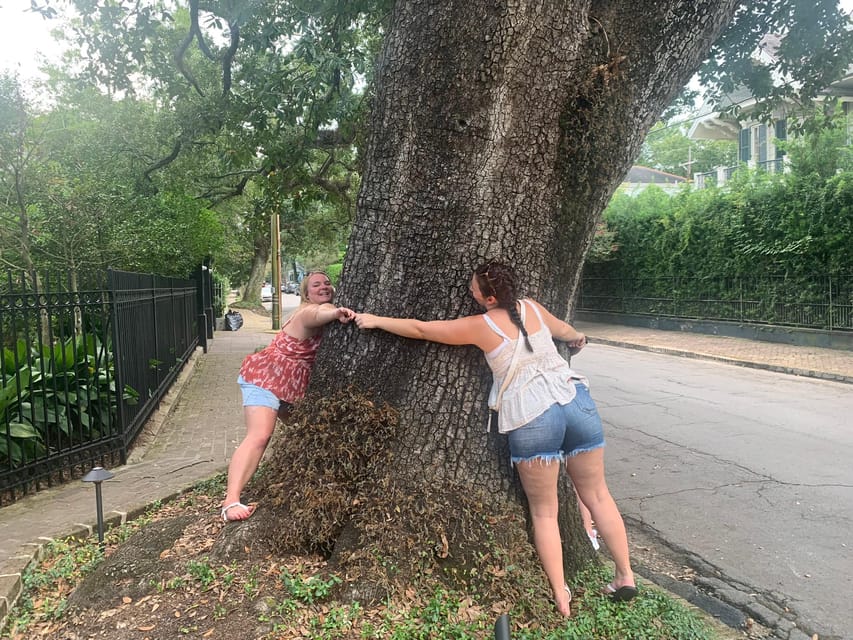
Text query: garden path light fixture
81 466 114 544
494 613 511 639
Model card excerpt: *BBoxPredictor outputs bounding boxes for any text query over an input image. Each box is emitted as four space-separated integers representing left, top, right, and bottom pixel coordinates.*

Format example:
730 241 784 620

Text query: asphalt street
575 344 853 639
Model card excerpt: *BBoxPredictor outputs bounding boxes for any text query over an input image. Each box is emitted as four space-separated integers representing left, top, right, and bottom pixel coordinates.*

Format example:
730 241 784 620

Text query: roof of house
625 165 688 184
687 86 756 141
821 65 853 95
688 39 853 142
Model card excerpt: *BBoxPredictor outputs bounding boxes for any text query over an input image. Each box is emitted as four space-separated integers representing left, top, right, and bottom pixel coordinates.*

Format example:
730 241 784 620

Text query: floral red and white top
238 326 322 404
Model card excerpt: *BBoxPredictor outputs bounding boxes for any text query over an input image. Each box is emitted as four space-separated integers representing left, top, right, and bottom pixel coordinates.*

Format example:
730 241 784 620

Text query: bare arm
355 313 490 349
528 300 586 350
300 303 356 329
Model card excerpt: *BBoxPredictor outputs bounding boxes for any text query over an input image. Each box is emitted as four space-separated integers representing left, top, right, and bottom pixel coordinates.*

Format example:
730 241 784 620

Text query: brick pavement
0 311 849 628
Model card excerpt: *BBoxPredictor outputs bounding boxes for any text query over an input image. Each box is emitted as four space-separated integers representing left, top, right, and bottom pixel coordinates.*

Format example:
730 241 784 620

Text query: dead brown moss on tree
250 387 559 615
255 386 400 554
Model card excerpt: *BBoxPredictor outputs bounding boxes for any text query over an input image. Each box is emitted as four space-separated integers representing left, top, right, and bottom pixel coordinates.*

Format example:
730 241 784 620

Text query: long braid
506 303 533 352
475 261 533 352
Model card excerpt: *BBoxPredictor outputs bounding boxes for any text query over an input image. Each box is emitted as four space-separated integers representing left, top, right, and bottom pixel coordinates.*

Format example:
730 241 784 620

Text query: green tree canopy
637 121 737 177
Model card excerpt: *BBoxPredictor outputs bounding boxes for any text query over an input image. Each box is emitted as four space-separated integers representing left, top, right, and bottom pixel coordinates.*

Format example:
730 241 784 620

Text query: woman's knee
239 427 273 451
249 434 272 450
571 474 612 509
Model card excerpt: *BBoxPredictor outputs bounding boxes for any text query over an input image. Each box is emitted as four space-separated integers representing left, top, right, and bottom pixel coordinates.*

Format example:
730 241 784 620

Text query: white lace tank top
483 299 587 434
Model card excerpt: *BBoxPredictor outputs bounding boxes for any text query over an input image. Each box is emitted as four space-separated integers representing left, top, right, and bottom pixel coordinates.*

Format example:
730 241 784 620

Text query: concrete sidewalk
575 321 853 384
0 314 850 627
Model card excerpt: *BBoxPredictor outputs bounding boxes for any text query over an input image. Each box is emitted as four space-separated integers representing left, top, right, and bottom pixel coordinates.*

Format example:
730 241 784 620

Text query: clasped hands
331 307 377 328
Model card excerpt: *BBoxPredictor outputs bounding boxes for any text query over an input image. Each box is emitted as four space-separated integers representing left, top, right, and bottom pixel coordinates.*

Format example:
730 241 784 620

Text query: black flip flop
604 584 638 602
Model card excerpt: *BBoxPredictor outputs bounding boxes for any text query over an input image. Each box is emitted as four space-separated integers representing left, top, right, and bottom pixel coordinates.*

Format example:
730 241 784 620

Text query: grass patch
511 564 714 640
2 473 725 640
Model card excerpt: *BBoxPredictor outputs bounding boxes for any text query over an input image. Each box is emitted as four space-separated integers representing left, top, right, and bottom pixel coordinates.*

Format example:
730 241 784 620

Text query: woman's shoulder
523 298 550 314
282 304 312 330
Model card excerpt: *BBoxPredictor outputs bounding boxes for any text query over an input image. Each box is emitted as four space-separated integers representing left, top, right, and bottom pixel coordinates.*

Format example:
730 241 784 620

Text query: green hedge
591 114 853 281
590 169 853 282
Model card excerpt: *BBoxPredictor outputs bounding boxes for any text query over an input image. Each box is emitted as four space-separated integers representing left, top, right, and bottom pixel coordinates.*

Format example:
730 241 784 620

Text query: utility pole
680 144 695 178
271 213 281 330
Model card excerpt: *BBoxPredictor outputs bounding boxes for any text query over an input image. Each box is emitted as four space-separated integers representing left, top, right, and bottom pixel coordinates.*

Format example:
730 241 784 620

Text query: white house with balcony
688 37 853 188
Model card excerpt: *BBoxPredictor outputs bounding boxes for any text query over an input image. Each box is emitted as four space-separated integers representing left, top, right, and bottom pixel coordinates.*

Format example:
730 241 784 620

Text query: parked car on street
261 284 273 301
282 281 299 294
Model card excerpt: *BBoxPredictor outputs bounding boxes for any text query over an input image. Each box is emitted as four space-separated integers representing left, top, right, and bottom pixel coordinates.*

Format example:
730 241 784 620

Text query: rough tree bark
304 0 739 579
241 223 271 305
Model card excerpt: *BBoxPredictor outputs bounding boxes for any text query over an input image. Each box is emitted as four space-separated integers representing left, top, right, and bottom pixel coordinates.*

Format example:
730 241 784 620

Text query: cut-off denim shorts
507 383 605 466
237 375 285 411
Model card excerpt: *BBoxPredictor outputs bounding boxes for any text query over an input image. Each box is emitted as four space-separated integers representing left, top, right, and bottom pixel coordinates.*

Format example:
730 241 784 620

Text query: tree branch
143 139 183 182
221 21 240 98
174 0 206 97
204 174 255 206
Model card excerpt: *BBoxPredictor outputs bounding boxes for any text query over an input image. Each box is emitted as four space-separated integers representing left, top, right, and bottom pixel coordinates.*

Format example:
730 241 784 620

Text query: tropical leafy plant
0 334 137 468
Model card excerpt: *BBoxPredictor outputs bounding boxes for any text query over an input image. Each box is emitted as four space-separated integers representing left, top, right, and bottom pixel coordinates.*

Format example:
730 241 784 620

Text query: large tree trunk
241 221 270 305
304 0 739 582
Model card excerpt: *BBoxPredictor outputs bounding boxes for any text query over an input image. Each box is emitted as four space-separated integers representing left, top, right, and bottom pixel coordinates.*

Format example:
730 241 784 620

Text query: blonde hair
299 272 334 303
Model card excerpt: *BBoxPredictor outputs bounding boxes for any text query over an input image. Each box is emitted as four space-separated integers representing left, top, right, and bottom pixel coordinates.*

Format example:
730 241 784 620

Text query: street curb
624 516 831 640
588 338 853 385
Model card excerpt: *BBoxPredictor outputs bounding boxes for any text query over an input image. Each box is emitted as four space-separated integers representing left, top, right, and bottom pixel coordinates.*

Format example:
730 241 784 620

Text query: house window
751 124 767 165
731 119 787 176
774 119 786 157
844 102 852 145
739 128 751 162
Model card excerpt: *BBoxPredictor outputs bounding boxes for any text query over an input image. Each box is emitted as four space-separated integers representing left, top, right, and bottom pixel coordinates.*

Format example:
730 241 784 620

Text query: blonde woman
222 273 354 522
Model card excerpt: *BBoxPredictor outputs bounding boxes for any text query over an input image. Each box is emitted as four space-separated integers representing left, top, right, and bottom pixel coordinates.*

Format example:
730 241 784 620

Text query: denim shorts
237 375 282 411
506 384 605 465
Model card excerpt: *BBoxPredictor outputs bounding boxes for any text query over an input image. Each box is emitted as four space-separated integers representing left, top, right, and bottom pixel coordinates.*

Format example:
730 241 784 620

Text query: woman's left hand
336 307 356 323
568 333 586 350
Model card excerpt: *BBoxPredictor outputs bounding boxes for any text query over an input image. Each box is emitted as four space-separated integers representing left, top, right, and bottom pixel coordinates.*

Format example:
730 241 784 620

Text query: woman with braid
354 260 636 617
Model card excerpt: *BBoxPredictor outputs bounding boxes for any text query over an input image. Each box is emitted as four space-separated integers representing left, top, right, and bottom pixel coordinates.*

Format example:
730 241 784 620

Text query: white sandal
221 501 255 522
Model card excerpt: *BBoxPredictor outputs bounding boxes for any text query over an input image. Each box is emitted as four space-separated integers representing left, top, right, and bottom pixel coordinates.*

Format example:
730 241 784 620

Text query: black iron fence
194 259 215 352
1 268 208 503
577 275 853 331
108 270 200 448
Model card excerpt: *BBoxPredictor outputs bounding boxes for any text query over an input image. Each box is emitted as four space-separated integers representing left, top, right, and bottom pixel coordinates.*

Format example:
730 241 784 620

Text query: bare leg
223 405 278 521
566 449 634 589
575 487 599 550
515 459 571 617
575 486 594 534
